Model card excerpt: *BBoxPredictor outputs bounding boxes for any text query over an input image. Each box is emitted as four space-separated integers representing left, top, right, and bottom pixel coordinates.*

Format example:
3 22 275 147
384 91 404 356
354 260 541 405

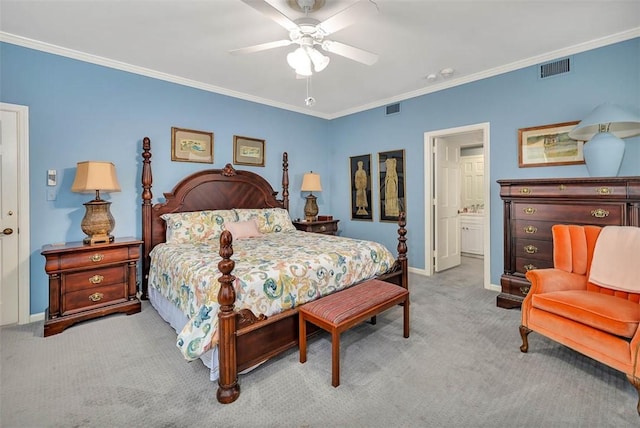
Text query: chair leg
626 375 640 416
519 325 531 353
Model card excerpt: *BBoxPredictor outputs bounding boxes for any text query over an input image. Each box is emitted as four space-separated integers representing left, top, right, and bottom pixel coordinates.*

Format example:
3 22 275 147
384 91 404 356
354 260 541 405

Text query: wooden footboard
215 214 408 403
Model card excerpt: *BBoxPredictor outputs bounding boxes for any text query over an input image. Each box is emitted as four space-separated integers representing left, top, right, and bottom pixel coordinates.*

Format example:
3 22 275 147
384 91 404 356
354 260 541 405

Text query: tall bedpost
282 152 289 211
141 137 153 300
397 212 408 290
217 230 240 404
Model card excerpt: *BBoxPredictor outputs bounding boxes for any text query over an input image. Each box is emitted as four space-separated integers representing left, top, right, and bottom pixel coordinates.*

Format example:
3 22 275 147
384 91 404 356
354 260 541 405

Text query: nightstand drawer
63 283 127 314
64 265 126 292
293 219 339 235
48 247 132 271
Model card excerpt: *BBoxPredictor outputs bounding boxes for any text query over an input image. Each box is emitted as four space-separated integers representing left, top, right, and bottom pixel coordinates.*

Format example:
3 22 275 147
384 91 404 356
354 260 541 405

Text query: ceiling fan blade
322 40 378 66
229 39 293 55
317 0 378 35
240 0 299 32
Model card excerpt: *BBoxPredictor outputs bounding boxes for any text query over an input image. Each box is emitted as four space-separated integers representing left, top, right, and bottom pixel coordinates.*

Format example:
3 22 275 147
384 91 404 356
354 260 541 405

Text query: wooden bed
140 137 408 403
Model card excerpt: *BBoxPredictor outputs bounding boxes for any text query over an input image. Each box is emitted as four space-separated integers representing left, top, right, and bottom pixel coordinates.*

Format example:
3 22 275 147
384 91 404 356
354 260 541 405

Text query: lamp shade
71 161 121 196
568 103 640 141
301 172 322 192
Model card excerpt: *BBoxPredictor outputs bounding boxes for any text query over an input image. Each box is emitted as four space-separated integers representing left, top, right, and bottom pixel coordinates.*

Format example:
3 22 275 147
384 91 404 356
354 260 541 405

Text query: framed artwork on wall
171 127 214 163
233 135 265 167
378 149 406 222
349 154 373 221
518 121 584 167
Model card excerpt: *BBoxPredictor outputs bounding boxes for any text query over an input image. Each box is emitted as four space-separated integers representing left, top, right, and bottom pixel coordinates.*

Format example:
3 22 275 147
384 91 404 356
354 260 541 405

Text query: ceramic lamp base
583 132 625 177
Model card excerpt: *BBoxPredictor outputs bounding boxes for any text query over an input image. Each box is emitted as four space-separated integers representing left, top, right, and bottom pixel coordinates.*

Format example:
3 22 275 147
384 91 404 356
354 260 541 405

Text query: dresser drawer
514 239 553 259
64 265 126 292
63 283 127 314
512 202 625 224
504 183 628 199
47 247 133 271
514 256 554 275
513 220 554 240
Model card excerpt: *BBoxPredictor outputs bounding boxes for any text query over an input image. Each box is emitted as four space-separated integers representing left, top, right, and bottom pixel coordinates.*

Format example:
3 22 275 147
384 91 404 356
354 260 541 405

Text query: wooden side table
292 219 339 236
41 237 142 336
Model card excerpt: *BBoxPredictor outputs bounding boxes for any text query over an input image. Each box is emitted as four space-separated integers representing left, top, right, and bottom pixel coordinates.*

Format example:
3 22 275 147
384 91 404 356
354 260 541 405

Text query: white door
0 103 30 325
434 137 461 272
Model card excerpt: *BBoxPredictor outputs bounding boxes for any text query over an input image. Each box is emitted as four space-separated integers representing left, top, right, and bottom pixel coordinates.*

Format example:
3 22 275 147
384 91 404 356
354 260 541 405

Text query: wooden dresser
42 237 142 336
497 177 640 309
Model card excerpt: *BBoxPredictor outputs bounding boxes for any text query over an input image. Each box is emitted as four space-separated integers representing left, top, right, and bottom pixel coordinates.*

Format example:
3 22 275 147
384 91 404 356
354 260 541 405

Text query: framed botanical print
349 154 373 221
378 149 406 222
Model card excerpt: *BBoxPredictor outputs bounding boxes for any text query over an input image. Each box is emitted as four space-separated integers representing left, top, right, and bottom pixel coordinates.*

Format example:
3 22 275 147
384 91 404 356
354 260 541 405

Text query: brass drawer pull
524 225 537 234
524 245 538 254
591 208 609 218
524 264 536 271
90 253 104 262
520 286 530 295
319 225 326 232
558 184 567 191
88 292 104 302
523 207 536 215
596 187 612 195
89 275 104 284
519 187 531 195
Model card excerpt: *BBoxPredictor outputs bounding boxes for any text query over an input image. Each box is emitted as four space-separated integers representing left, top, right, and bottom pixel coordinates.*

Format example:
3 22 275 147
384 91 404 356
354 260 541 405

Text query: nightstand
41 237 142 336
292 219 339 236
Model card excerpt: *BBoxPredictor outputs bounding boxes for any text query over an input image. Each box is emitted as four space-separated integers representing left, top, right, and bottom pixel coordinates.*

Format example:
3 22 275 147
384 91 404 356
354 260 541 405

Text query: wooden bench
298 279 410 387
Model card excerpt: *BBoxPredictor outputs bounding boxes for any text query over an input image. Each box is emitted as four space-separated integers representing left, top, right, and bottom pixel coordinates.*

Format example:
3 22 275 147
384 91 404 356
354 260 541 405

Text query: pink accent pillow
225 219 262 239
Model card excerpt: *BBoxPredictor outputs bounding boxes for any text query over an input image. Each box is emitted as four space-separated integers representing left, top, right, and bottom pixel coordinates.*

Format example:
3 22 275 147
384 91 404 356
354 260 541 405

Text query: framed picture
233 135 265 167
518 121 584 167
171 127 214 163
349 154 373 221
378 149 406 222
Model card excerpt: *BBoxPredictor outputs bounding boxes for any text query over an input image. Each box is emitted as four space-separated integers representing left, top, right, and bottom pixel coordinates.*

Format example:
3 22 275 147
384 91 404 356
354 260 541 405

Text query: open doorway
423 123 492 291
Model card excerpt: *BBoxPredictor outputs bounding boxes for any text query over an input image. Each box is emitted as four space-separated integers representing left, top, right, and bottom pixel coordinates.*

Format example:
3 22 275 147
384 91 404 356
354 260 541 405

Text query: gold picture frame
518 121 584 167
349 154 373 221
233 135 265 167
171 127 214 163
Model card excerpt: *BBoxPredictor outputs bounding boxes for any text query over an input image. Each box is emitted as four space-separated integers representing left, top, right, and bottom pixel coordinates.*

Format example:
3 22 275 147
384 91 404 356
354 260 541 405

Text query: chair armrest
525 268 587 295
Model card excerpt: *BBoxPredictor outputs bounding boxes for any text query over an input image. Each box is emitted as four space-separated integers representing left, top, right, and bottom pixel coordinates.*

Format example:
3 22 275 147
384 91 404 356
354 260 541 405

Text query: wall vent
386 103 401 115
539 57 571 79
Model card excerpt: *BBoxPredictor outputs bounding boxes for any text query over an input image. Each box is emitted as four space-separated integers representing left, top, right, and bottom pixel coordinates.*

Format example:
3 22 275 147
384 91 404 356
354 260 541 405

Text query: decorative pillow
233 208 296 233
224 219 262 239
161 209 238 244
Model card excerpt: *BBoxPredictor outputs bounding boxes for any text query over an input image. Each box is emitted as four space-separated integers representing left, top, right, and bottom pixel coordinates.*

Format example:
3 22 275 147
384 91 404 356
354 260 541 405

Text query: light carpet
1 258 637 427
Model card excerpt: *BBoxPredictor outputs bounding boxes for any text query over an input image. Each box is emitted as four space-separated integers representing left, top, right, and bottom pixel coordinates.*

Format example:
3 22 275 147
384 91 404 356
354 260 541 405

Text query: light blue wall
329 38 640 280
1 38 639 316
1 43 329 314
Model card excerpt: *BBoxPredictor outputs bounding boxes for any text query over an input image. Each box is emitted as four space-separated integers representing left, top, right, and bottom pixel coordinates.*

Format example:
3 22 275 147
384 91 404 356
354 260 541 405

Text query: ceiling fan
230 0 379 76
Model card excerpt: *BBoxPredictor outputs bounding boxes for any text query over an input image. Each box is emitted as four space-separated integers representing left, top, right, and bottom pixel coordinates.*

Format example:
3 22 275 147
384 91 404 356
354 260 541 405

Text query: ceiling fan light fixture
306 46 330 72
287 47 310 70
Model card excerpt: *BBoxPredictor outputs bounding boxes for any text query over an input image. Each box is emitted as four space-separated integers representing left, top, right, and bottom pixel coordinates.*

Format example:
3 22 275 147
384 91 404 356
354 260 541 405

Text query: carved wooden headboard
140 136 289 297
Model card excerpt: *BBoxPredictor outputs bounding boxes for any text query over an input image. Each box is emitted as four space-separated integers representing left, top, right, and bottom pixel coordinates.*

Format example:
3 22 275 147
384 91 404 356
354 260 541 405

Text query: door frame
1 103 30 324
424 122 493 290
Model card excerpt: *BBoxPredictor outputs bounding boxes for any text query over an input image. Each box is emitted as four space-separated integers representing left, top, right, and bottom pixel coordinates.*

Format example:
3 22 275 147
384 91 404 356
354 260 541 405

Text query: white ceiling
1 0 639 119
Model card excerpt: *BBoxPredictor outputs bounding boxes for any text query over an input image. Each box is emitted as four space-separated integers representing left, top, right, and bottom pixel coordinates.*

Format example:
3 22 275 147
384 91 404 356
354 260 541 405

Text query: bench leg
370 315 377 325
332 329 340 387
403 296 410 338
299 314 307 364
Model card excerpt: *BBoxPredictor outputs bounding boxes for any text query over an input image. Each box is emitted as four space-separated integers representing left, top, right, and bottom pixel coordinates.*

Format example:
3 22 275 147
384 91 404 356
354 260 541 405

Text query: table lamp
569 103 640 176
301 172 322 222
71 161 121 244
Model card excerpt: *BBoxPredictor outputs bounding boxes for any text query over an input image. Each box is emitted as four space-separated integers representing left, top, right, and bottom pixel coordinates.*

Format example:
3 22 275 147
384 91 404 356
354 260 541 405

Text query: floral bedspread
147 231 396 360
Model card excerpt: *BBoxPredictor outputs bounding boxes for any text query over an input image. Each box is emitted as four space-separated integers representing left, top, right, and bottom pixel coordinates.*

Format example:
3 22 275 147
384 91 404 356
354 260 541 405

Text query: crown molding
2 28 638 121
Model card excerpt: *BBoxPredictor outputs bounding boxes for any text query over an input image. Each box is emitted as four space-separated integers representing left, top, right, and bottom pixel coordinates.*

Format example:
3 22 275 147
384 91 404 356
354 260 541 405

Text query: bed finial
217 230 240 403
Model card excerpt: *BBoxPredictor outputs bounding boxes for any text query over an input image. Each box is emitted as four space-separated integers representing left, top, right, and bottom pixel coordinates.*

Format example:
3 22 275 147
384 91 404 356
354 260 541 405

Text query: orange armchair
520 224 640 415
